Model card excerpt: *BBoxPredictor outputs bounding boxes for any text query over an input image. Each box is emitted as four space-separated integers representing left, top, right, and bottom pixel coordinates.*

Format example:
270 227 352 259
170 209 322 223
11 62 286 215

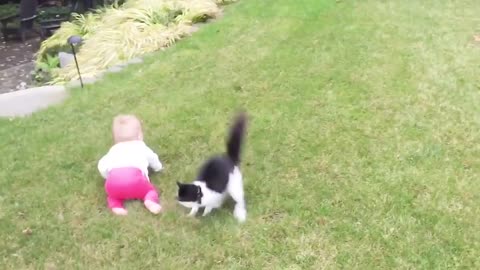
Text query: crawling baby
98 114 163 215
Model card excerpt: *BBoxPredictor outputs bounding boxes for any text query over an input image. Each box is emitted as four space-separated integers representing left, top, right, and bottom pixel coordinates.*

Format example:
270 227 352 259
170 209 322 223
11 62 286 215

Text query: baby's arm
97 154 110 179
144 145 163 172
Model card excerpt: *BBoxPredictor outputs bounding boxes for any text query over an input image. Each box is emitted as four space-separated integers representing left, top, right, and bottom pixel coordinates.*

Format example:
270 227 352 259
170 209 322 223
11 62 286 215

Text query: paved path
0 36 39 94
0 36 70 118
0 62 35 94
0 85 67 117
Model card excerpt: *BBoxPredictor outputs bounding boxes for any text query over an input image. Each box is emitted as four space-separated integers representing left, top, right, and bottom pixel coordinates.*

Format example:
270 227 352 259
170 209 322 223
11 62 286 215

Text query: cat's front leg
202 206 213 217
188 206 199 217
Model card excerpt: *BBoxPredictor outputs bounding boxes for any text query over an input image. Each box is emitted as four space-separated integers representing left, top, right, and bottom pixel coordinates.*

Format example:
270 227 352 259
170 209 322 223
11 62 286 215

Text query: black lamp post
67 35 83 88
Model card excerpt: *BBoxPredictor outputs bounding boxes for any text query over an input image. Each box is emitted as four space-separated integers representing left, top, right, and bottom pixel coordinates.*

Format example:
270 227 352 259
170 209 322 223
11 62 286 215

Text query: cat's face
176 182 202 207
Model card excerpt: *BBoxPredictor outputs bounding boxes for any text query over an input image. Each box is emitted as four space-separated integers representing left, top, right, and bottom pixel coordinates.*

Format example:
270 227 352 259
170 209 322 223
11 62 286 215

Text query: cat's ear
176 181 182 188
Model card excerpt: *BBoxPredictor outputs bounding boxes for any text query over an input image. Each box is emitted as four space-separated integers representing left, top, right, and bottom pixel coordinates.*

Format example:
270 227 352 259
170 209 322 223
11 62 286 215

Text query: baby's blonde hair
112 114 143 143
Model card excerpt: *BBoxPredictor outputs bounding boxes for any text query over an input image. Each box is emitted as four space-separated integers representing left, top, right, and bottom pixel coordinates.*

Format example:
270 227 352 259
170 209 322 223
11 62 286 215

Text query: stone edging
0 85 67 117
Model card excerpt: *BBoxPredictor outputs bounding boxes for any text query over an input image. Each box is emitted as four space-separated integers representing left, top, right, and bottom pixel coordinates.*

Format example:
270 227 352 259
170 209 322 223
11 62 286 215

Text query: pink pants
105 167 159 209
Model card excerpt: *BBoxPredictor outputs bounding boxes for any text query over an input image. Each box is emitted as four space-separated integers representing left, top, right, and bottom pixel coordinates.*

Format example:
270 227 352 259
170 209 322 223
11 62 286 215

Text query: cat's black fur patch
176 112 247 202
195 155 234 193
177 182 202 203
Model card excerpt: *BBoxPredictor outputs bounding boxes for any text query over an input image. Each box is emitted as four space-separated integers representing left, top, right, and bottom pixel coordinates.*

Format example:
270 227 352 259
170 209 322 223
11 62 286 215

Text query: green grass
1 0 480 268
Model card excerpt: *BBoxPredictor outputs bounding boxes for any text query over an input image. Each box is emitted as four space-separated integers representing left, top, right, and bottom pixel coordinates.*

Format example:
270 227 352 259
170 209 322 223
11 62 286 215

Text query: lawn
1 0 480 268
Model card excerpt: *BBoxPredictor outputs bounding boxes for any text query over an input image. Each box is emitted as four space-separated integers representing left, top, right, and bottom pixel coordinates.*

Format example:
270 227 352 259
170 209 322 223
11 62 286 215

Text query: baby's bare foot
112 207 128 216
144 200 162 214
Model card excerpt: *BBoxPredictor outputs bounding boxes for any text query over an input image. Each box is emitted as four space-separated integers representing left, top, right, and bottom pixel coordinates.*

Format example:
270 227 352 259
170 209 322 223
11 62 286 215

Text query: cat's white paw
202 207 213 217
188 207 199 217
234 206 247 223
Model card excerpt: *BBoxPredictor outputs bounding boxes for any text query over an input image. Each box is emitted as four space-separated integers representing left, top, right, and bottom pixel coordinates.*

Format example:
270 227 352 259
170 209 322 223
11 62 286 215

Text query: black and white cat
176 112 248 223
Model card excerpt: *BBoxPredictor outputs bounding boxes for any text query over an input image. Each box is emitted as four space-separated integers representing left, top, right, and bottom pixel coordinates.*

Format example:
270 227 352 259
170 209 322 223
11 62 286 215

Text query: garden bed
36 0 237 85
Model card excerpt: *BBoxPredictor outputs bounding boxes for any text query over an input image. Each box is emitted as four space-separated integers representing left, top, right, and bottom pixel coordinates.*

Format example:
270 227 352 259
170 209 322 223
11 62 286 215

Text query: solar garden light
67 35 84 88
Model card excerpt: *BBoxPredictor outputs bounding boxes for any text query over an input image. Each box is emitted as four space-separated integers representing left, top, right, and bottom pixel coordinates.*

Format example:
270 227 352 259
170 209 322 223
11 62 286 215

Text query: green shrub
34 54 60 84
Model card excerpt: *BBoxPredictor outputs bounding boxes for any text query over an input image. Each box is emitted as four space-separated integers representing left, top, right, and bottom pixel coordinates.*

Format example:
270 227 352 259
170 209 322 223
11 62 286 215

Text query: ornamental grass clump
36 0 227 83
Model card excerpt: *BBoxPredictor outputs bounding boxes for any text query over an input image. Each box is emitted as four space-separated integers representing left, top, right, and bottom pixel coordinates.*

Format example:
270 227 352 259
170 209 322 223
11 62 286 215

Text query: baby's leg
144 189 162 214
106 167 162 214
107 196 128 215
105 172 129 215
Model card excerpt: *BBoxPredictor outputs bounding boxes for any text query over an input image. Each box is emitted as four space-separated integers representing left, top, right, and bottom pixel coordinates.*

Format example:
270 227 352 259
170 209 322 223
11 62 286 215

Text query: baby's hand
144 145 163 172
153 165 163 172
150 159 163 172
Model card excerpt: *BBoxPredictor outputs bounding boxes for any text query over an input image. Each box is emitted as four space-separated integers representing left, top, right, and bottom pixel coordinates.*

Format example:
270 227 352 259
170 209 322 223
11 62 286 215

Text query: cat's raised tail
226 112 247 165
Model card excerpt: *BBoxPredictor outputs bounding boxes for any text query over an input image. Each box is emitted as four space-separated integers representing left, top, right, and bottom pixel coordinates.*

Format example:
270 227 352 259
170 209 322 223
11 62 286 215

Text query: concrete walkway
0 85 67 117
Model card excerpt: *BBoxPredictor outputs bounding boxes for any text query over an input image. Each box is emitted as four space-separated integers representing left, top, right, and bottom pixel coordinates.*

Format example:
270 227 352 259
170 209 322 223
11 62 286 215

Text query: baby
98 114 163 215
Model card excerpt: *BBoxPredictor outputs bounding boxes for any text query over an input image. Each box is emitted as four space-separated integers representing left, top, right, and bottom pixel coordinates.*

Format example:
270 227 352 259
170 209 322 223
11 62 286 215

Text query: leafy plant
37 54 60 71
34 54 60 83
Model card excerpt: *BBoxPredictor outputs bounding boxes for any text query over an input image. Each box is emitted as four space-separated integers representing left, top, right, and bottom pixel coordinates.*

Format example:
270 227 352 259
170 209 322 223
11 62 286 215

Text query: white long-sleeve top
98 140 163 180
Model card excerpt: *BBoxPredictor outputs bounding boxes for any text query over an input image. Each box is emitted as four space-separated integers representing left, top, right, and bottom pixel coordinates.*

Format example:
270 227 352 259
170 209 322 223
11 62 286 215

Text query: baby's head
112 114 143 143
